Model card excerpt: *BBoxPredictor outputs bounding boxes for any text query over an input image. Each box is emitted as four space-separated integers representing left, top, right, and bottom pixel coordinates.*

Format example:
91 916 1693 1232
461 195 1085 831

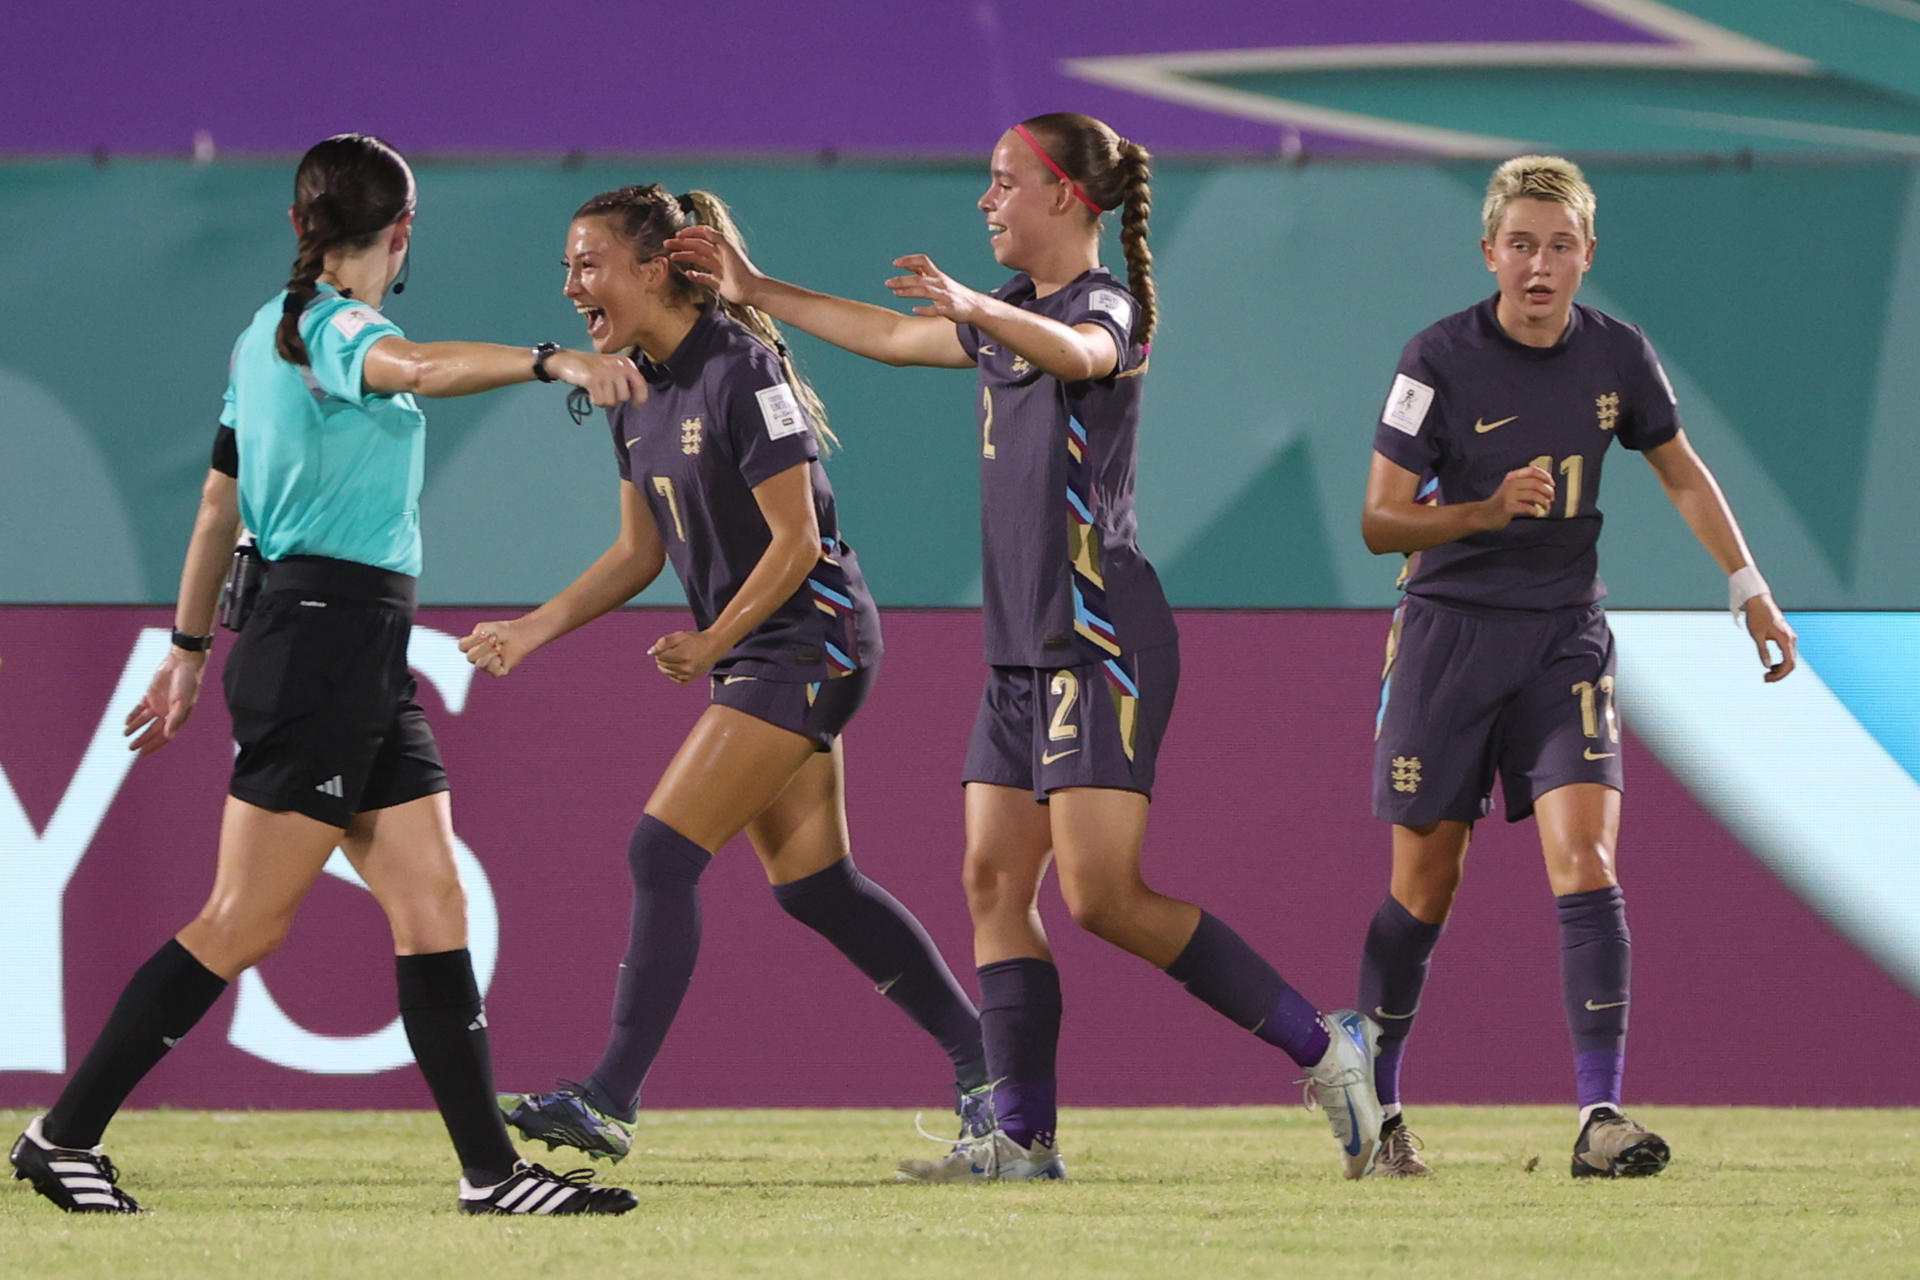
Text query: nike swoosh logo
1372 1005 1418 1021
1473 415 1518 433
1585 998 1628 1011
979 344 999 355
1339 1019 1366 1156
1583 749 1617 760
626 437 643 448
1040 748 1080 765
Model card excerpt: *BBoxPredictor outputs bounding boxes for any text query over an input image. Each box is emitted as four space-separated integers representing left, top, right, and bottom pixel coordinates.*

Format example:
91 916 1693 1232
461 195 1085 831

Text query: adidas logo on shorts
313 775 344 798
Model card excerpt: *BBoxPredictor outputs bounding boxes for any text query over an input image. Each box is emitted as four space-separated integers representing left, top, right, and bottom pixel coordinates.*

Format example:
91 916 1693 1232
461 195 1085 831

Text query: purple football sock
1557 885 1630 1110
771 857 984 1086
1356 895 1445 1108
978 958 1061 1150
1166 911 1329 1068
587 815 712 1115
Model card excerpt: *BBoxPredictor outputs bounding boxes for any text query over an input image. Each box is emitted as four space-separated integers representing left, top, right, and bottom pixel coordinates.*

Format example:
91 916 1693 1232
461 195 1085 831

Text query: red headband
1012 124 1104 215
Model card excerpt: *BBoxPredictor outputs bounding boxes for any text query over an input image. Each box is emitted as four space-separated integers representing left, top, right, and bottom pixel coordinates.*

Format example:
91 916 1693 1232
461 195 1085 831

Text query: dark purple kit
955 268 1178 668
1370 297 1674 824
1373 296 1680 611
609 308 881 682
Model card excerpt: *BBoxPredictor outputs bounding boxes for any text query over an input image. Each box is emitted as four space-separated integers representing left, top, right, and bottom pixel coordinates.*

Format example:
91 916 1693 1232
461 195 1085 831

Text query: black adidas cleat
458 1160 637 1215
1571 1107 1671 1179
11 1115 144 1213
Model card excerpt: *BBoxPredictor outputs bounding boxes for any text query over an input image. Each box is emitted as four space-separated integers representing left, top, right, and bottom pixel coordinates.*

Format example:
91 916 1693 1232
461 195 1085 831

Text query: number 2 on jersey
651 475 686 542
1527 454 1585 518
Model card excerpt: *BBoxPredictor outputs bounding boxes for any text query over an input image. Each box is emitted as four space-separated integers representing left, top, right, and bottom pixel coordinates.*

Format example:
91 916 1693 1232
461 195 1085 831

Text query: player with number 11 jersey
1356 154 1798 1182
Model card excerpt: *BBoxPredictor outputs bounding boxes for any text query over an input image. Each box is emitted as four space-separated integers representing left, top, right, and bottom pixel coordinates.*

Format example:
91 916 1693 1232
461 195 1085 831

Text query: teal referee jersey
221 284 426 575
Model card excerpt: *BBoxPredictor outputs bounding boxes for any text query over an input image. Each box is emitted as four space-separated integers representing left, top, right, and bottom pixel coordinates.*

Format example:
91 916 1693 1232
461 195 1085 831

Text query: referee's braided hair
1017 113 1157 346
574 184 837 452
275 134 416 366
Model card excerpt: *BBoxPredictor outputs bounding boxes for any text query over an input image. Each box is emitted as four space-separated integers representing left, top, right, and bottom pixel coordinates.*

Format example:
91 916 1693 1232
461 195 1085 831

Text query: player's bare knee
1060 881 1136 943
190 908 292 972
387 876 467 950
1546 841 1617 895
1399 882 1458 925
961 847 1022 916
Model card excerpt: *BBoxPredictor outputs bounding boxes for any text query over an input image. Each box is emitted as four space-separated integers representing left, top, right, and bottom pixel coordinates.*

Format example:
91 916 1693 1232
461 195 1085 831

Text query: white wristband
1728 565 1769 622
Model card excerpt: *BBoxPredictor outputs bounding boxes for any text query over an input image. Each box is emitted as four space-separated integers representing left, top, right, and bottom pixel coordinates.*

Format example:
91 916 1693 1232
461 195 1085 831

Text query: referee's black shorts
222 555 449 828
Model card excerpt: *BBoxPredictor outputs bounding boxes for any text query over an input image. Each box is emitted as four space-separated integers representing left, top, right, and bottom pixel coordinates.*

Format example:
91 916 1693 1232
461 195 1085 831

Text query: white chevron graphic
1062 1 1813 156
1610 611 1920 996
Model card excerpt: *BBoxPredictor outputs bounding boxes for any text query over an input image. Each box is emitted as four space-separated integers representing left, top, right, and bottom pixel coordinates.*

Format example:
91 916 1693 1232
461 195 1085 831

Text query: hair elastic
1012 124 1103 214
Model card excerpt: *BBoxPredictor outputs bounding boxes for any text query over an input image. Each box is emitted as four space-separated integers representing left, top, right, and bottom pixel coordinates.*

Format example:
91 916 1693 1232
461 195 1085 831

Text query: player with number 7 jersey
1357 154 1799 1181
460 183 994 1170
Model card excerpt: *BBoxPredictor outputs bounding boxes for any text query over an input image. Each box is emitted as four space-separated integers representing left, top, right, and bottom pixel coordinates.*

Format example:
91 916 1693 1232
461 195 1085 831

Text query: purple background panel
9 1 1654 155
2 606 1915 1114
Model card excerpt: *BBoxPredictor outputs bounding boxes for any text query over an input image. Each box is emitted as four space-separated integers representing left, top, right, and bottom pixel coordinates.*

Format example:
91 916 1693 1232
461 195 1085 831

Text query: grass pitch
0 1106 1913 1279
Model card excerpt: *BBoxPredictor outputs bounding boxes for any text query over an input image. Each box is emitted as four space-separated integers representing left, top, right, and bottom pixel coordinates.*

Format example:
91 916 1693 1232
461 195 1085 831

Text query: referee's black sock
44 938 228 1149
396 949 518 1187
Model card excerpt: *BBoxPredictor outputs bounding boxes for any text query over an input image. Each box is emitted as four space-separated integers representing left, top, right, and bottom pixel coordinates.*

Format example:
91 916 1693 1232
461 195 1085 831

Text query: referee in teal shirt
12 134 644 1217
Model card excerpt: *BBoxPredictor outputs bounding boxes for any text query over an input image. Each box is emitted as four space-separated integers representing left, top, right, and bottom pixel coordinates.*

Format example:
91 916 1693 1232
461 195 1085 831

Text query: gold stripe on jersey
1111 685 1139 762
1069 520 1106 591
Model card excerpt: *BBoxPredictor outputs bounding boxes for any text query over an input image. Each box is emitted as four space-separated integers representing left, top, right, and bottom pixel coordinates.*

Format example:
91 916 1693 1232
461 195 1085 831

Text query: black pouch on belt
217 541 264 632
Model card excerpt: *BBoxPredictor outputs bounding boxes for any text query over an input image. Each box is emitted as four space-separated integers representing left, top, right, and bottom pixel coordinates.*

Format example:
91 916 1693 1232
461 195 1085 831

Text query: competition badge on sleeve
1382 374 1434 436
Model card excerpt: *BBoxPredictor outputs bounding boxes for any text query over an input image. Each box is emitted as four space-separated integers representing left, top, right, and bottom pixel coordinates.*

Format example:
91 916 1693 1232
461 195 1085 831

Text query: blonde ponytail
679 190 837 452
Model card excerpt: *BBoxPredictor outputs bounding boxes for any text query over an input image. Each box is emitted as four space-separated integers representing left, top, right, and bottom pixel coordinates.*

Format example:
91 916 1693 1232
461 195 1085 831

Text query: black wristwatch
532 341 562 383
170 628 215 653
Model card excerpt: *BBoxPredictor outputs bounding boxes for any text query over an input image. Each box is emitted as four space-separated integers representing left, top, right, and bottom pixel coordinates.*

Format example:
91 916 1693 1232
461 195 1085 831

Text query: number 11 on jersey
1528 454 1585 518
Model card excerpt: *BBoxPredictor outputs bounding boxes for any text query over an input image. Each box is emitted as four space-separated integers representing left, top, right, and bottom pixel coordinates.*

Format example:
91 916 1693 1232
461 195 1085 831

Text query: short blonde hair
1482 155 1596 242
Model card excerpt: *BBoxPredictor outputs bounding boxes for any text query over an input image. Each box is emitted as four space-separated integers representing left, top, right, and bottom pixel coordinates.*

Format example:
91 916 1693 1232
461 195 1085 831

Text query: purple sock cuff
1554 885 1628 942
1377 894 1445 946
630 814 712 886
770 855 861 905
1574 1049 1624 1110
978 957 1062 1016
991 1081 1058 1150
1273 996 1331 1069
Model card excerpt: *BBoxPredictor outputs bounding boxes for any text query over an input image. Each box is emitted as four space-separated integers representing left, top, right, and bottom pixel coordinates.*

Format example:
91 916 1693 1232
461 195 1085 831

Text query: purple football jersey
608 308 881 681
1372 296 1680 610
954 268 1177 666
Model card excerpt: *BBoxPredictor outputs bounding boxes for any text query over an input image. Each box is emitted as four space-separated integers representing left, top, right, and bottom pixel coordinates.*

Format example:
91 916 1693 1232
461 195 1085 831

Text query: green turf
1 1107 1913 1279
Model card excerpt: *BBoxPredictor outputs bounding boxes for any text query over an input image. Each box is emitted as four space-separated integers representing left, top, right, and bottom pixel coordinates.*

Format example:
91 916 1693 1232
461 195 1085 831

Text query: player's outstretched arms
461 481 665 678
887 253 1118 383
668 226 971 369
363 339 647 405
